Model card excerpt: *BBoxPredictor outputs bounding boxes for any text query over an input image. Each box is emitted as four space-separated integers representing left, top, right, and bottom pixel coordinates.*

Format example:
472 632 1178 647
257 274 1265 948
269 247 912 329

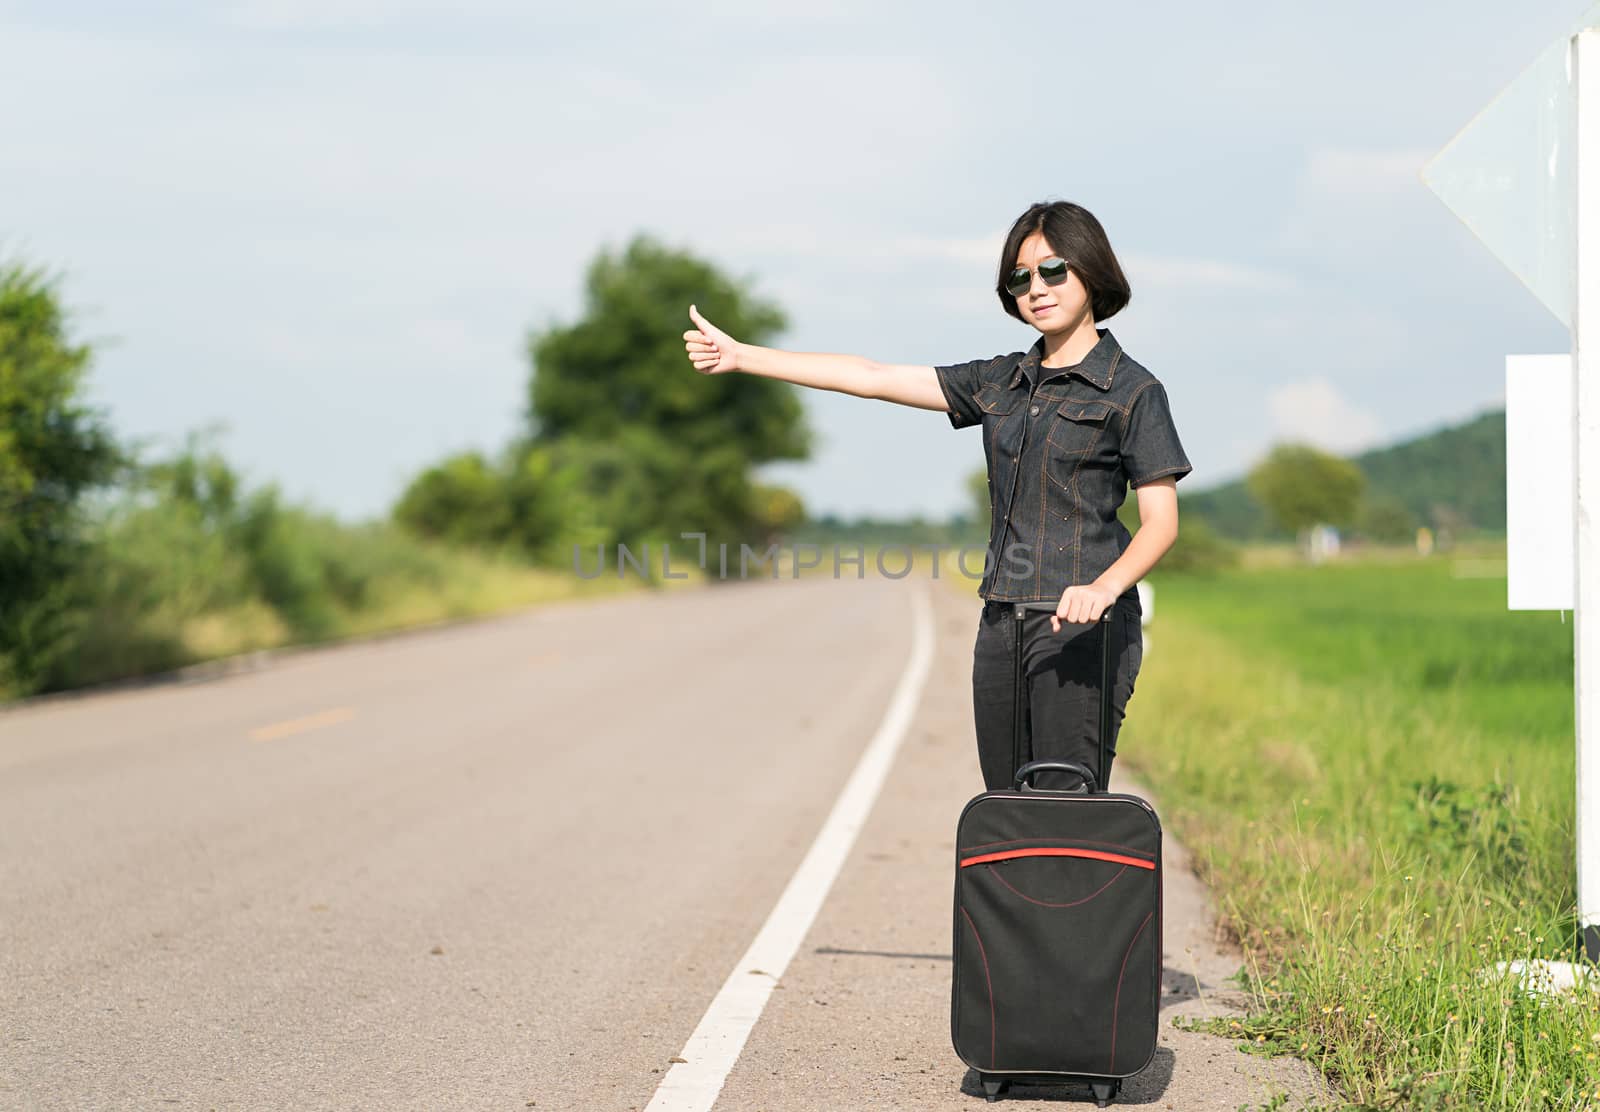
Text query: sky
0 1 1584 526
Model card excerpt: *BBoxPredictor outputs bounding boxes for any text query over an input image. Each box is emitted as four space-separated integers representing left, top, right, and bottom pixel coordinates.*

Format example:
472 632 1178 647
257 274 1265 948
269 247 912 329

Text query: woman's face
1011 230 1092 335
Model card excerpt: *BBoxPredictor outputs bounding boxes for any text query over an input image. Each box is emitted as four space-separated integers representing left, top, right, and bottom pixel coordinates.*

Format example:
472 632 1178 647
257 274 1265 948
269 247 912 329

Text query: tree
539 427 760 555
526 234 809 465
0 261 126 693
393 451 515 550
1246 442 1365 535
521 233 813 557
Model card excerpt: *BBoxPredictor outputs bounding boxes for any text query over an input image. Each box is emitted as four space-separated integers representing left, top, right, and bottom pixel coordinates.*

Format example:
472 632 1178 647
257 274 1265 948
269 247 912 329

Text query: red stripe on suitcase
959 846 1156 869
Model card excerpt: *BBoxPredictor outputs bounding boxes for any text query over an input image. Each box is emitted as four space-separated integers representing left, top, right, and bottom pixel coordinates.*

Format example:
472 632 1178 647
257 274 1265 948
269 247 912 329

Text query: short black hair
995 201 1131 324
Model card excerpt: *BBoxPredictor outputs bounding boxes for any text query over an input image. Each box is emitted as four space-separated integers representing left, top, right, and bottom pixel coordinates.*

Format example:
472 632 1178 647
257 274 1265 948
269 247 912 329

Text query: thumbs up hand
683 304 742 375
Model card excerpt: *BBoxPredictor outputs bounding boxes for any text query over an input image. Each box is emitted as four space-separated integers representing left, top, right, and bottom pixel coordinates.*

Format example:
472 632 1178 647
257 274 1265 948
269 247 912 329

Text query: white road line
644 584 937 1112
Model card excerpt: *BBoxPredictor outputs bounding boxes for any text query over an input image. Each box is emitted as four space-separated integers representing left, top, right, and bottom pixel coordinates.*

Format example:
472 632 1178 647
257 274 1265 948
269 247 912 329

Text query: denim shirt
934 327 1192 609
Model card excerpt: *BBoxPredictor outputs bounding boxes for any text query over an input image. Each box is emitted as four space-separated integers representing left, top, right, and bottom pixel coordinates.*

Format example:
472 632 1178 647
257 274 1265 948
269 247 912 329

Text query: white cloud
885 233 1009 267
1300 147 1433 196
1273 146 1440 261
1120 251 1295 293
1266 377 1384 454
720 230 1009 270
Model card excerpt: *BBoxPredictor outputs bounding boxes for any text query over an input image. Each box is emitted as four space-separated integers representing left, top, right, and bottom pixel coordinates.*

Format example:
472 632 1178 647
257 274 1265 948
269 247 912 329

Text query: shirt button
1029 405 1040 416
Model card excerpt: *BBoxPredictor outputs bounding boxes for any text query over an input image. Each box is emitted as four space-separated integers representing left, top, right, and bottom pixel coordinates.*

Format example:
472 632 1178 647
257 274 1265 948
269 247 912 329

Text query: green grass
0 519 671 705
1121 550 1600 1110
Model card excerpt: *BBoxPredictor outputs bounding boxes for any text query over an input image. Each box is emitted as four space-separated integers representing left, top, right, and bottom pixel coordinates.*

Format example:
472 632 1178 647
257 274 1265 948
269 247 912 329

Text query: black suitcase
951 600 1163 1106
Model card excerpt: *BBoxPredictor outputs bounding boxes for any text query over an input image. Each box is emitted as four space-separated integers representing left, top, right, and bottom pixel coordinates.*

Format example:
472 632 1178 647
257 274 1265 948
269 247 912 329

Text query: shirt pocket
975 383 1024 416
1045 399 1114 487
975 383 1025 464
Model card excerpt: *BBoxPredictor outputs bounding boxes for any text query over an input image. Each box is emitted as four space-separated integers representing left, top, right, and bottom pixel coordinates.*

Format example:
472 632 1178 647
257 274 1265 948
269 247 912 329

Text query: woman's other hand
1048 583 1119 633
684 304 742 375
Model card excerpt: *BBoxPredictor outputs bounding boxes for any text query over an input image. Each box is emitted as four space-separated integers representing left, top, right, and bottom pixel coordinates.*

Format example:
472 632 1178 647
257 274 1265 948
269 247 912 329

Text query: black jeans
970 601 1144 793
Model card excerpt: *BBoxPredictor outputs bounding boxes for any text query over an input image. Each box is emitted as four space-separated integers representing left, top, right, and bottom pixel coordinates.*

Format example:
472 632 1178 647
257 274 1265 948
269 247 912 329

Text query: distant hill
1180 408 1506 540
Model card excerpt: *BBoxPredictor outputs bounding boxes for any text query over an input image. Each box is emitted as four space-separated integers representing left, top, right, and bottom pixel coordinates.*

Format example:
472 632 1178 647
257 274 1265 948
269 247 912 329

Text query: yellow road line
250 706 356 742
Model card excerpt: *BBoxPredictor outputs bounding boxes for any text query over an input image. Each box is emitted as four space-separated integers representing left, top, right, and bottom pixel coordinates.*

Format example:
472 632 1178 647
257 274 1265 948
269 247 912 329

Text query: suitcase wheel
1090 1079 1120 1107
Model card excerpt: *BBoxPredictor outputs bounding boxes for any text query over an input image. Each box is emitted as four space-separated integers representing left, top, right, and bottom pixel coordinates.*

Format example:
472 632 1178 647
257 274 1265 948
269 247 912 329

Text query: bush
1162 515 1241 573
1356 495 1419 544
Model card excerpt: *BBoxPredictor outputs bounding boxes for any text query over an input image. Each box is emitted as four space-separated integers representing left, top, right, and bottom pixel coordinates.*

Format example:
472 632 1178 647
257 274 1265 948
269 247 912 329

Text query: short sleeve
933 358 987 430
1120 380 1193 487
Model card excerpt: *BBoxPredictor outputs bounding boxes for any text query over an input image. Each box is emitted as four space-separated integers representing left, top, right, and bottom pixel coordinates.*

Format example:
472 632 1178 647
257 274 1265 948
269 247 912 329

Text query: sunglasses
1005 256 1070 297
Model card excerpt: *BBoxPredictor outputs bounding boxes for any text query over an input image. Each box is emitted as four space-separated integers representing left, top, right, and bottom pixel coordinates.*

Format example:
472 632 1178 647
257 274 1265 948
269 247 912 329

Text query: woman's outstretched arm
683 304 948 411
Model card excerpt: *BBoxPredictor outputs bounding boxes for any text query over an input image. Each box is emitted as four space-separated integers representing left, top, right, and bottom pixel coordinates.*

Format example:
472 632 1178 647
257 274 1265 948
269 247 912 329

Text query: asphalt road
1 576 1328 1111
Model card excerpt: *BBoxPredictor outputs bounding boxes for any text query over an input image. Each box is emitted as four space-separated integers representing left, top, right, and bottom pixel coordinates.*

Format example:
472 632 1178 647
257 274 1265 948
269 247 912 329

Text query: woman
682 201 1191 793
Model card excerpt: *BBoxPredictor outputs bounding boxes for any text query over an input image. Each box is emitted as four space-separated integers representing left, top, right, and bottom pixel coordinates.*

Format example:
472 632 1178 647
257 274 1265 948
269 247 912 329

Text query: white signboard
1506 354 1575 610
1421 1 1600 327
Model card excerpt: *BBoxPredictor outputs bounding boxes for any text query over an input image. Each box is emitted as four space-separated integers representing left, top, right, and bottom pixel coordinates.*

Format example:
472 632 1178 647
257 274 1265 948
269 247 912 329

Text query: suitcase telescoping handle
1014 760 1098 793
1009 601 1116 794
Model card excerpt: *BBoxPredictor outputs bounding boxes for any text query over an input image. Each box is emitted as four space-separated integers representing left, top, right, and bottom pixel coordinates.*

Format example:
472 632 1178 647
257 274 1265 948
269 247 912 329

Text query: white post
1576 28 1600 962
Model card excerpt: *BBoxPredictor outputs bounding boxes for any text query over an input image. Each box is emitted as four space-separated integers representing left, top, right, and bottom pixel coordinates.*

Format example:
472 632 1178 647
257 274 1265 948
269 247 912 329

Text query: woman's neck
1040 315 1100 368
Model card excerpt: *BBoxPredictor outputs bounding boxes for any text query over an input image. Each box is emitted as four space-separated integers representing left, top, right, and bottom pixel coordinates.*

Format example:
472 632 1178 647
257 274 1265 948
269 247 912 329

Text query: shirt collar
1007 327 1121 391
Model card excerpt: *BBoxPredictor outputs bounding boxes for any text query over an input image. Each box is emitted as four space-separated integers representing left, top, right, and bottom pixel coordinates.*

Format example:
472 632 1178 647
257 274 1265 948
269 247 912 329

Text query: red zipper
959 846 1155 870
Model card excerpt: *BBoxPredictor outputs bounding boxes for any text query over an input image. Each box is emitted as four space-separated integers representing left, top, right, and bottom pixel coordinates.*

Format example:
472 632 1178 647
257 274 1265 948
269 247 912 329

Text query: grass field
1120 549 1599 1109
